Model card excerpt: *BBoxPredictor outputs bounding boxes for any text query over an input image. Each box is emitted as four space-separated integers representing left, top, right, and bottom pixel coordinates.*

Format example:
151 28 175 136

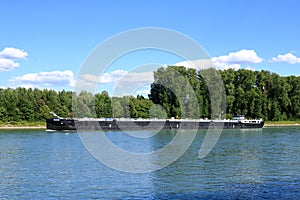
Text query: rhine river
0 127 300 199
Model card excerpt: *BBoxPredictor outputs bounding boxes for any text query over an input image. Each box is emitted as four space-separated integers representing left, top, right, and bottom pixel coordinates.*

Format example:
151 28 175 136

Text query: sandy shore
264 123 300 127
0 125 45 130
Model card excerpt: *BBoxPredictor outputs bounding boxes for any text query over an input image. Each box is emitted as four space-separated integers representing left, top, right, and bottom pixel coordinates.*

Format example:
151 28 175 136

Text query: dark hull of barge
46 118 264 131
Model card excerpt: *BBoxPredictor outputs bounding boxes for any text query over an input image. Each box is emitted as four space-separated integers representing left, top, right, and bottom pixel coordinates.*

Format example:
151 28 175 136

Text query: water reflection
150 128 300 198
0 128 300 199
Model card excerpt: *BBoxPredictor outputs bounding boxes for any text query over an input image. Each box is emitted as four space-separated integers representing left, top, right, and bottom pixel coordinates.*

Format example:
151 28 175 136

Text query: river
0 127 300 199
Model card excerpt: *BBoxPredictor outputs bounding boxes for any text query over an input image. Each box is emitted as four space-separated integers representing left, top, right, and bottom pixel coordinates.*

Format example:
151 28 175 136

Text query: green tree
150 66 201 119
39 105 52 119
200 68 226 119
149 104 167 119
95 91 112 118
112 99 124 118
73 91 96 118
287 76 300 119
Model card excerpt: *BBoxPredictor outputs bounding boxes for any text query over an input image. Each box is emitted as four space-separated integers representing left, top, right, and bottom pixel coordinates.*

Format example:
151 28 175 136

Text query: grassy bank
264 120 300 127
0 121 46 129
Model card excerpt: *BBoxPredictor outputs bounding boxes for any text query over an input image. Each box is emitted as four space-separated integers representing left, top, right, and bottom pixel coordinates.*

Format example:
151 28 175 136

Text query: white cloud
112 71 153 97
10 70 75 88
0 58 20 72
118 71 154 84
175 58 241 71
76 70 154 95
76 70 129 90
0 47 28 72
212 59 241 70
78 70 154 86
175 59 214 70
113 71 154 96
0 47 28 60
270 53 300 64
244 66 256 71
175 49 262 71
99 69 128 84
214 49 263 64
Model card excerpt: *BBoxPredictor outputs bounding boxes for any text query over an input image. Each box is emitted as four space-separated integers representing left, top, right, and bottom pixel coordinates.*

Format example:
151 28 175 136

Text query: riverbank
264 120 300 127
0 122 46 130
264 123 300 127
0 125 45 130
0 121 299 130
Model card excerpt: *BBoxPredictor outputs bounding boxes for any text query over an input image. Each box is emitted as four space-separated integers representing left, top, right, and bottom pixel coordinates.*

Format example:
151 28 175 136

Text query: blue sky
1 0 300 95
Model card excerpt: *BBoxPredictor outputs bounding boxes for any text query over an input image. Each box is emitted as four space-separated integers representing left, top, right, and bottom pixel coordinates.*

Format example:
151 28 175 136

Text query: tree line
0 66 299 122
150 66 300 121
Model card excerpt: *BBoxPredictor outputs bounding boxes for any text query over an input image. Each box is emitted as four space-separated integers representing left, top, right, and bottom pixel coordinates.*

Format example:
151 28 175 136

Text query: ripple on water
0 128 300 199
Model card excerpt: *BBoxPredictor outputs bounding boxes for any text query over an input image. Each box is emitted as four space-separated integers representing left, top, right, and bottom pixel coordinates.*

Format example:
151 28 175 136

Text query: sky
1 0 300 96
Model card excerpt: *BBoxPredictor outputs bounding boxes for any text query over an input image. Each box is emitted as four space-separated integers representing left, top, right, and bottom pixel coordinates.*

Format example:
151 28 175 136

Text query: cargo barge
46 117 264 131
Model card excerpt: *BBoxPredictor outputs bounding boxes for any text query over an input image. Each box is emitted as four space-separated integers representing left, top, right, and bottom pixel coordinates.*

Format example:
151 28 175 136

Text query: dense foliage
0 88 74 122
0 66 299 122
149 66 300 121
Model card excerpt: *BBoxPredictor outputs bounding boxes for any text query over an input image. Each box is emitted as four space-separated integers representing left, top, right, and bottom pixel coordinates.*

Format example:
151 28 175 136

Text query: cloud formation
175 49 262 71
99 70 128 84
175 59 241 70
0 47 28 60
78 70 154 86
0 47 28 72
76 69 154 95
214 49 263 64
116 71 154 84
271 53 300 64
0 58 20 72
10 70 75 88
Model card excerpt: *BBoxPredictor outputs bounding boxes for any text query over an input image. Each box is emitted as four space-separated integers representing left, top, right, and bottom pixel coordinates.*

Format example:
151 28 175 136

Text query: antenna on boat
49 111 62 119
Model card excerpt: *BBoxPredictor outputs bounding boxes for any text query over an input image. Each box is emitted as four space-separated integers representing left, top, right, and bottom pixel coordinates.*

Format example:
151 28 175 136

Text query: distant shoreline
0 123 299 130
264 123 300 127
0 125 45 130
